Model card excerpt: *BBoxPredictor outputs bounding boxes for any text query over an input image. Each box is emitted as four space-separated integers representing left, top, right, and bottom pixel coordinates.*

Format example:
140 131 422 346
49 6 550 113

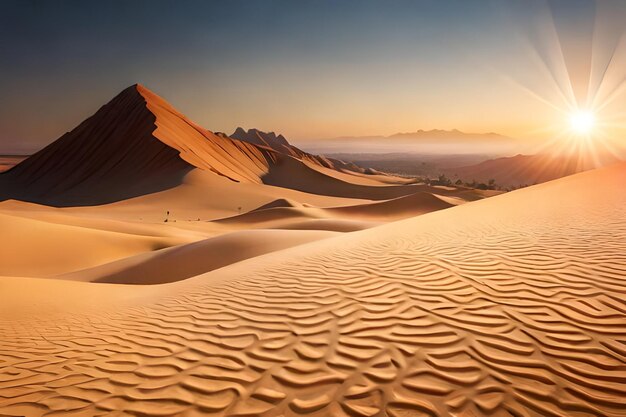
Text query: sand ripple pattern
1 175 626 416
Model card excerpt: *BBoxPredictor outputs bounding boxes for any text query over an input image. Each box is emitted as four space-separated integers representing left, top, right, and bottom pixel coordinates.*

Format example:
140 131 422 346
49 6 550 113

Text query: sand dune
0 86 194 205
300 159 416 187
1 163 624 416
0 211 187 277
0 156 26 173
0 84 279 205
0 85 413 206
262 155 489 202
218 191 456 226
0 83 485 294
58 229 337 285
0 158 462 280
263 155 417 199
274 218 380 232
251 198 309 211
68 168 374 224
328 191 455 219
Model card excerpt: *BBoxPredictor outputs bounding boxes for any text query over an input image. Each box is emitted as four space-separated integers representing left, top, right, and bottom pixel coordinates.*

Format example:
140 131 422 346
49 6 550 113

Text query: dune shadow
0 164 194 207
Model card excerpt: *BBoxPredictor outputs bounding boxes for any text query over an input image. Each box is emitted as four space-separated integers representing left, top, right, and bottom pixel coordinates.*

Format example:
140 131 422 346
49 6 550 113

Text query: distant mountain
330 129 512 142
231 128 291 152
231 127 364 174
297 129 522 155
388 129 511 142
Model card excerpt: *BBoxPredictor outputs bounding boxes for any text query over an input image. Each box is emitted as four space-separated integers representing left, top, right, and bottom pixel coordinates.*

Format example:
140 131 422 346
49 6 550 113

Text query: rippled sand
1 163 625 417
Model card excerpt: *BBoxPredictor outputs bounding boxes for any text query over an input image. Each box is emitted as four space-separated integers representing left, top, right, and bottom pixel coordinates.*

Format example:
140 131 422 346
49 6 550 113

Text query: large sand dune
0 85 418 207
1 163 624 416
57 229 338 285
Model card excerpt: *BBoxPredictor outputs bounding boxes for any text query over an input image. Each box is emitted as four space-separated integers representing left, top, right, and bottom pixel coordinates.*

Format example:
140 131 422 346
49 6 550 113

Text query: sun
569 110 595 135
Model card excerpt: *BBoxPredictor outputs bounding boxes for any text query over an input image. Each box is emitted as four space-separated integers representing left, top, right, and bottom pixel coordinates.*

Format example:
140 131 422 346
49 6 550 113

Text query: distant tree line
424 174 531 192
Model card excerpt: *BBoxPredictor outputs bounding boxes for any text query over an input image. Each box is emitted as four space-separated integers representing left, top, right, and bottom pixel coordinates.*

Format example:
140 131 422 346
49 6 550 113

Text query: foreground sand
1 164 625 416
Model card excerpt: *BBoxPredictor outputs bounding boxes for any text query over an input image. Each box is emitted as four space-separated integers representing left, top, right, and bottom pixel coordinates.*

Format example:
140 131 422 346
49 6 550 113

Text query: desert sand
0 85 490 279
0 163 624 416
0 85 624 417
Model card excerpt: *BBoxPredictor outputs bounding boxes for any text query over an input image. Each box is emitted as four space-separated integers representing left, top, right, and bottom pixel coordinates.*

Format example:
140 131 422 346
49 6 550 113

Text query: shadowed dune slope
0 156 26 173
0 163 625 416
0 85 194 205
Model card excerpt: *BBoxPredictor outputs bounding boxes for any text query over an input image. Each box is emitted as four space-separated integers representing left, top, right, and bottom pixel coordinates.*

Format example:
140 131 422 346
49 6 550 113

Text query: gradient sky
1 0 625 153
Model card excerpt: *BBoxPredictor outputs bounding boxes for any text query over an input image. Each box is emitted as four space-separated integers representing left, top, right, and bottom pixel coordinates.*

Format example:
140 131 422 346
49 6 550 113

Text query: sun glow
569 110 595 135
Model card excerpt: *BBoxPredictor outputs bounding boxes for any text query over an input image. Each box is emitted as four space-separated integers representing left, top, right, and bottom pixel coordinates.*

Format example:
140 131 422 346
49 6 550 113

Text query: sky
1 0 625 153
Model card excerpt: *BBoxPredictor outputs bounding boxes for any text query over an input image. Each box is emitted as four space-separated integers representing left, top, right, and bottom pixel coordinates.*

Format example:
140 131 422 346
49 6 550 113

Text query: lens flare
569 110 595 135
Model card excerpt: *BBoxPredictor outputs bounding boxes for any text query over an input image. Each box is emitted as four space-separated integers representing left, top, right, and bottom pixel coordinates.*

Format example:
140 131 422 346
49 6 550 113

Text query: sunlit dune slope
217 191 456 225
57 229 337 285
0 211 187 277
0 163 625 416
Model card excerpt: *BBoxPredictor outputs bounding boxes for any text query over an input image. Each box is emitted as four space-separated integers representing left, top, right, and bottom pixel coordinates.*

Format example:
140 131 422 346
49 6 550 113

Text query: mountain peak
0 86 276 205
117 83 144 98
0 86 366 206
231 127 292 150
